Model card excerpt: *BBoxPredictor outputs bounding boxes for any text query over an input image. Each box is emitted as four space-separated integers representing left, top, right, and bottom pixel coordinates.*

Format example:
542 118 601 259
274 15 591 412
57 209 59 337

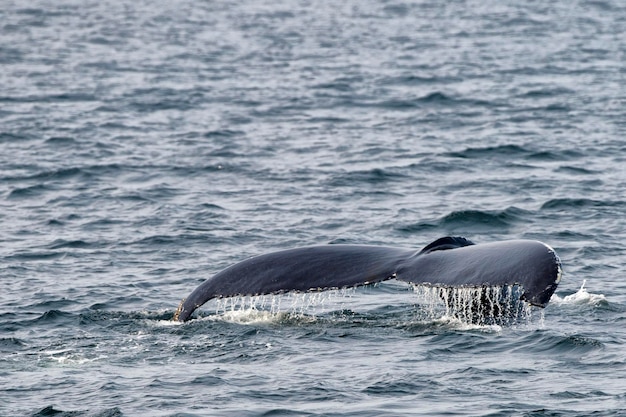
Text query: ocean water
1 0 625 415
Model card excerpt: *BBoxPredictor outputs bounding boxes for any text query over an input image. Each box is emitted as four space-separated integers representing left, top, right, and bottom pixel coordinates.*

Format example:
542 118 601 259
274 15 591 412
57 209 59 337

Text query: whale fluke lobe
174 237 561 322
418 236 475 254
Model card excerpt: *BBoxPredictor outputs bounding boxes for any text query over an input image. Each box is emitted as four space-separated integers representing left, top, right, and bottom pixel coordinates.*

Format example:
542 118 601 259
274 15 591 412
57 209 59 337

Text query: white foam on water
550 280 607 306
431 314 503 333
214 308 285 325
37 349 104 366
155 319 183 327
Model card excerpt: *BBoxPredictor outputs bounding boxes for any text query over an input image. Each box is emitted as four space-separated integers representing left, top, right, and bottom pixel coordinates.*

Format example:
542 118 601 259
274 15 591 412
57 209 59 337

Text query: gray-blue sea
1 0 625 416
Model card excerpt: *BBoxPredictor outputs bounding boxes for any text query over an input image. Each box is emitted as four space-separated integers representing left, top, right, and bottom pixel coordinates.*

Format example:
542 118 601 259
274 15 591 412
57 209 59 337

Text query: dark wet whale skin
174 237 561 322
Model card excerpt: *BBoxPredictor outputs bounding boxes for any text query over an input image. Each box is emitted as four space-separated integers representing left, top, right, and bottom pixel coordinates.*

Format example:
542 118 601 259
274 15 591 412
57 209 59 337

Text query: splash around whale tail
173 237 562 322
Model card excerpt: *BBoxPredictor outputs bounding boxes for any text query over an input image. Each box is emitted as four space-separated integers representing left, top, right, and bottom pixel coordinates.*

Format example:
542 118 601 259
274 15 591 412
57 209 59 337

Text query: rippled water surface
1 0 625 416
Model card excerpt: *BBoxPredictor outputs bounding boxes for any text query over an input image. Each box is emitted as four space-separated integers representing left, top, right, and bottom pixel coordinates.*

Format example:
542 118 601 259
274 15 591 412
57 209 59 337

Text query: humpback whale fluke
173 237 562 322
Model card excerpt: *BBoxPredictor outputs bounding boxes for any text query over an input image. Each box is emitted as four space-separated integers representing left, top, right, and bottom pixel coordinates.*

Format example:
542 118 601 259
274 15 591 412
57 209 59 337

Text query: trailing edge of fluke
173 236 562 322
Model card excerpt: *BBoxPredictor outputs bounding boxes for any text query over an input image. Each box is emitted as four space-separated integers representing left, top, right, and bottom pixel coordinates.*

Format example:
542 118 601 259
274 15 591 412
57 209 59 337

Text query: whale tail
174 237 561 322
418 236 475 254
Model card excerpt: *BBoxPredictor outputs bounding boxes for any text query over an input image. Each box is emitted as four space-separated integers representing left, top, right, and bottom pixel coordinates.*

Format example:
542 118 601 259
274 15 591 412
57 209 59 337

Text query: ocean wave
518 331 605 356
325 167 408 187
447 144 529 159
541 198 623 210
6 183 54 199
399 207 528 234
447 145 584 162
0 337 27 351
29 405 123 417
